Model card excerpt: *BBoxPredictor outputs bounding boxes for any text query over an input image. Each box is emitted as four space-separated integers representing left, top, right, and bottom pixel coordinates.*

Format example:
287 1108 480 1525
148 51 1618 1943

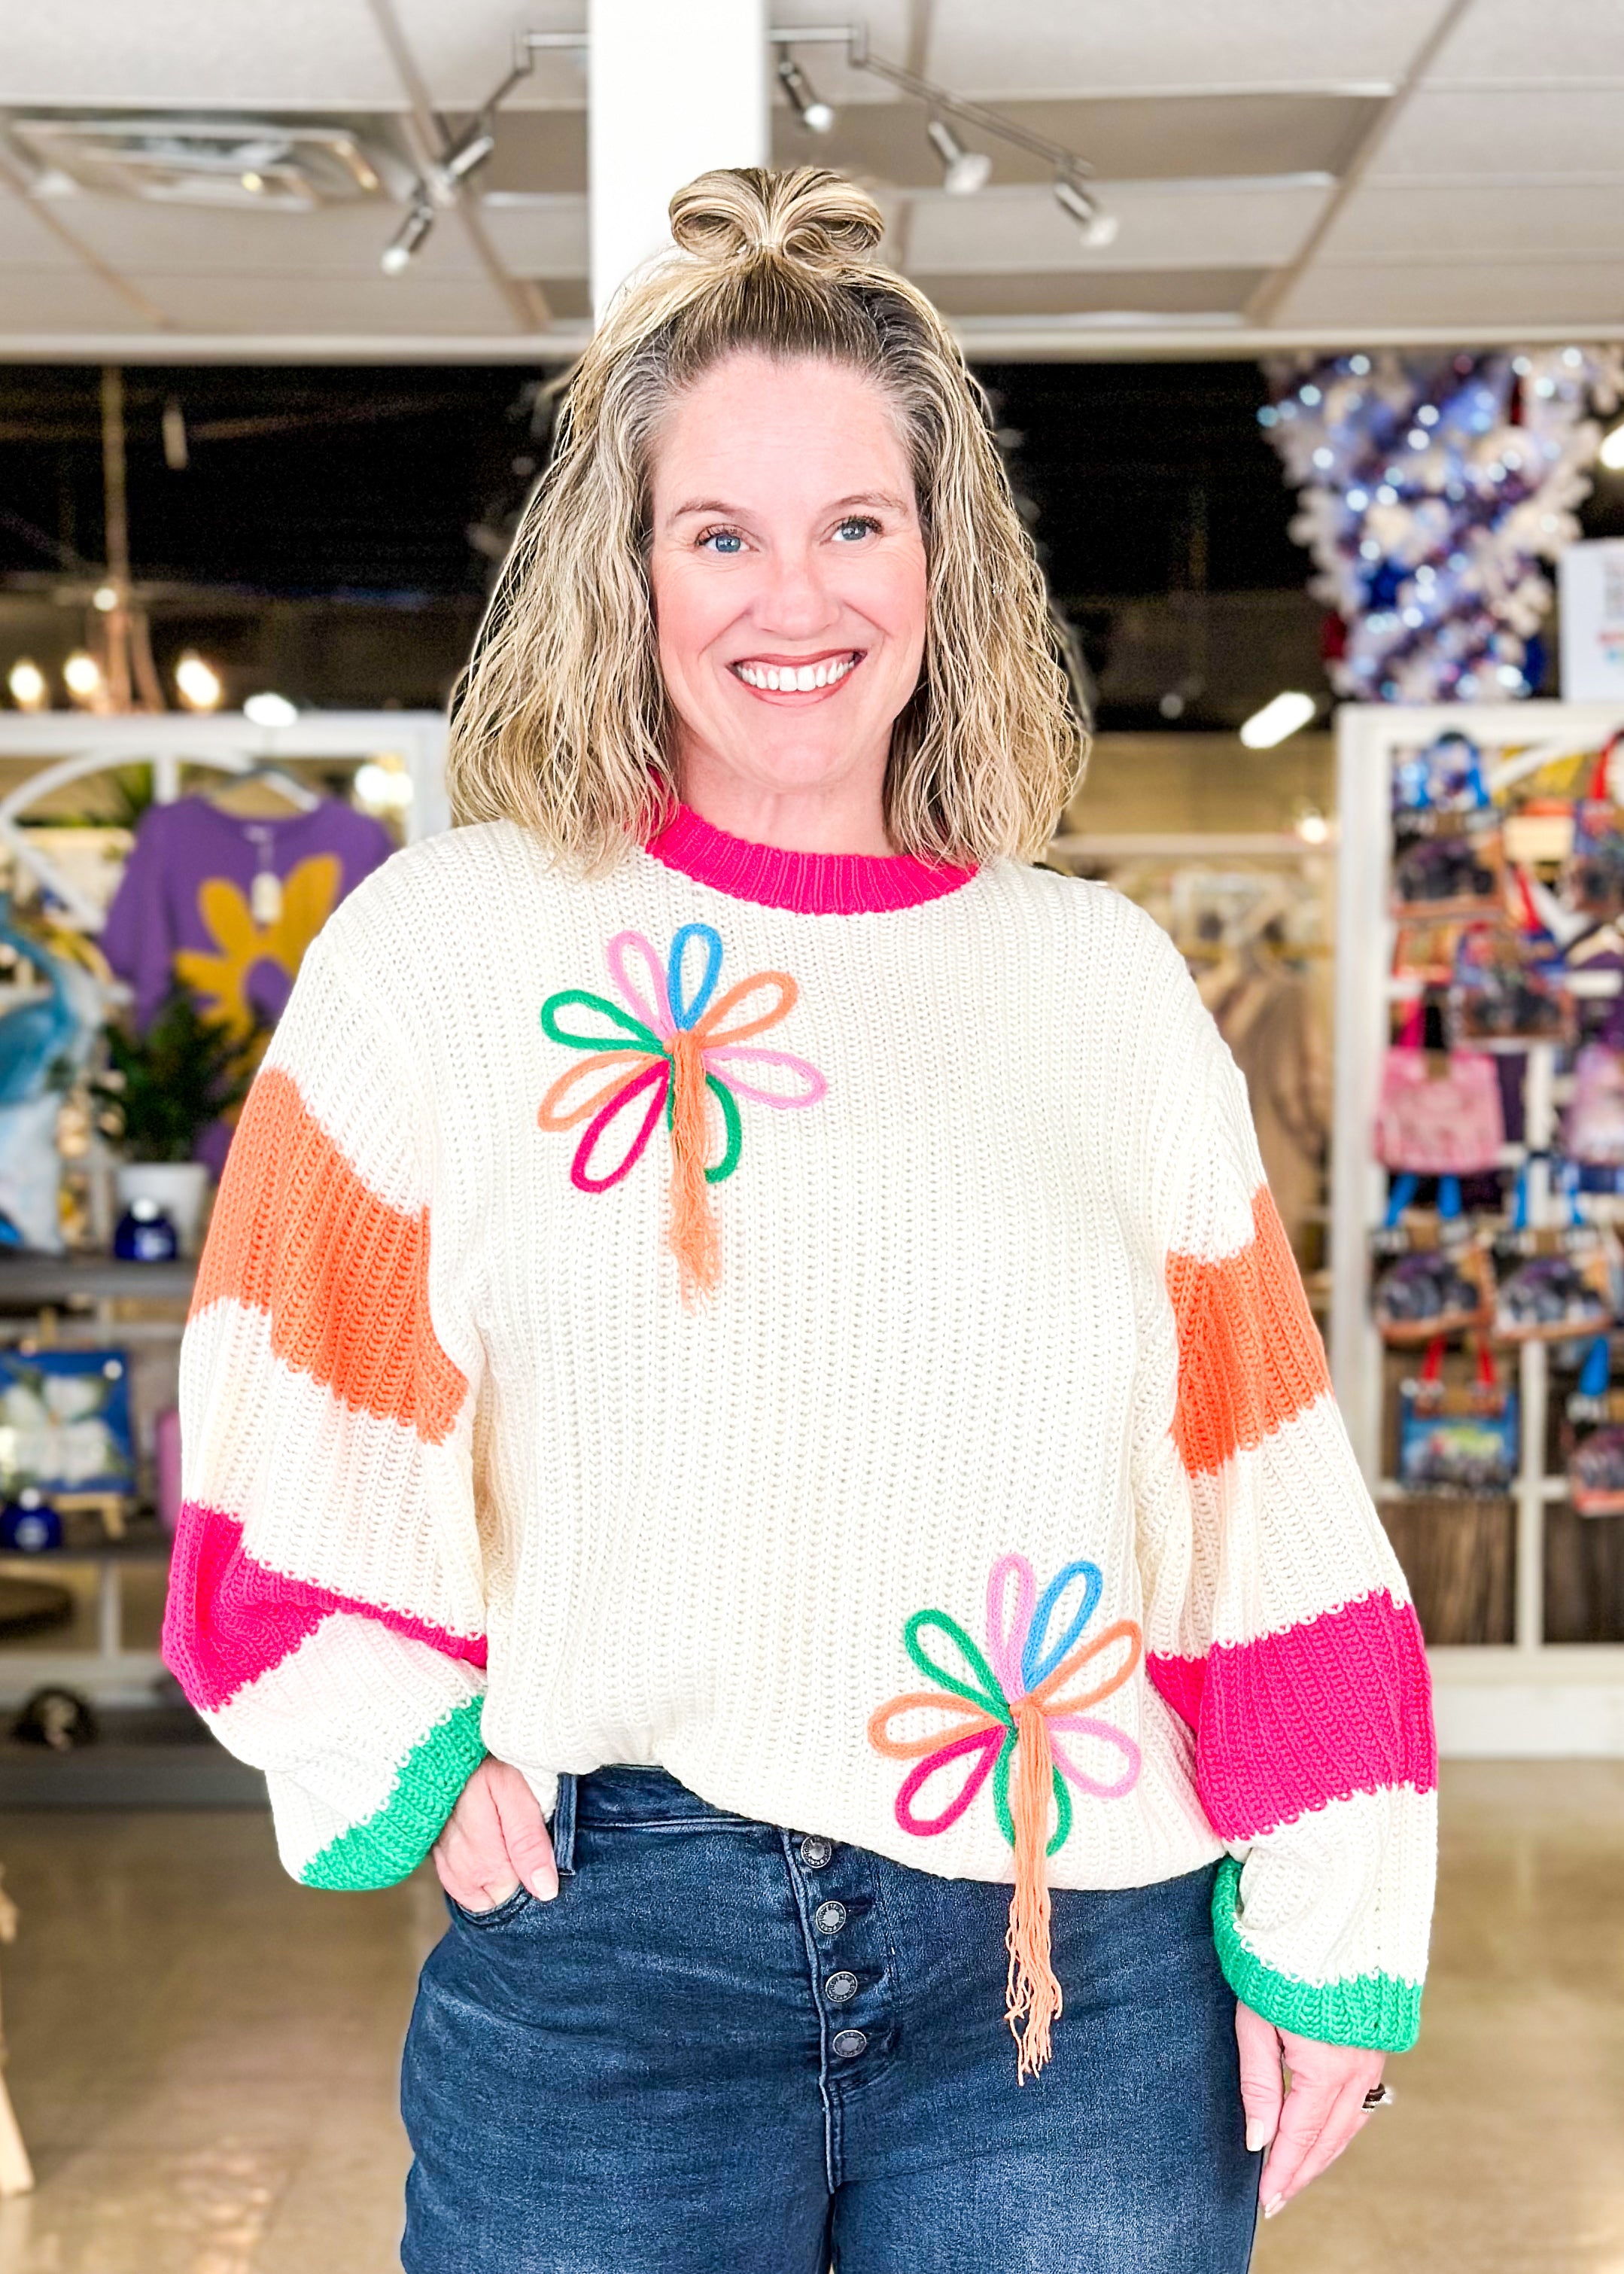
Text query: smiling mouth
730 649 863 695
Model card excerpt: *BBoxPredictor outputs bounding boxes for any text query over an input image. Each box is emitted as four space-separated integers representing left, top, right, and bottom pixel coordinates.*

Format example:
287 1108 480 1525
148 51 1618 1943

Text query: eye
697 527 744 555
834 515 880 542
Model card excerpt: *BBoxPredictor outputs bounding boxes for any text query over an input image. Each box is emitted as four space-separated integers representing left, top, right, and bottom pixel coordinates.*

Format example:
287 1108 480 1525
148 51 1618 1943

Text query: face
646 352 929 821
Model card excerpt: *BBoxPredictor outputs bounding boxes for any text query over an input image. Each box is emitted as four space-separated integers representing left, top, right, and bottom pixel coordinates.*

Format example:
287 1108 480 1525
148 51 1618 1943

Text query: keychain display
1492 1170 1616 1341
1391 732 1492 820
1373 1177 1494 1342
1448 925 1571 1049
1563 1336 1624 1516
1391 823 1504 921
1373 1000 1505 1176
1565 1012 1624 1167
1397 1337 1518 1495
1563 737 1624 921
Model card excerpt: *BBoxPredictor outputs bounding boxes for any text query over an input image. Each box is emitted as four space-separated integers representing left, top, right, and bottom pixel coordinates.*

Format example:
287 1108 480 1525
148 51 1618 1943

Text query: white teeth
735 653 856 691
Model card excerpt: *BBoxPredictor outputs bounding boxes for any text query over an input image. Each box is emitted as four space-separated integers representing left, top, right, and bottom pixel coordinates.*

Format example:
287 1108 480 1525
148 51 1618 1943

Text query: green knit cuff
300 1694 485 1891
1212 1857 1422 2052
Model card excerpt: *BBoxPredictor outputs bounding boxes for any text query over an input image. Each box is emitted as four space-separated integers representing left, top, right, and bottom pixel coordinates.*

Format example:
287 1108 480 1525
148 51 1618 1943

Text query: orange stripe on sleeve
190 1067 467 1444
1166 1184 1331 1477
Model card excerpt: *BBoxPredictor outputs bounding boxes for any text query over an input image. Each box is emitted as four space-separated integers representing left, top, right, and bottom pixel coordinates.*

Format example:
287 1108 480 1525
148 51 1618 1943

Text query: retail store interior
2 2 1623 2267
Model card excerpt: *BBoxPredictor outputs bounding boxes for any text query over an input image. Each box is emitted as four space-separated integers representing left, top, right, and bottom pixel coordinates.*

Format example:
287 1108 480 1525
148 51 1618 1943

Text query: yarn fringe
1005 1697 1063 2081
667 1030 721 1304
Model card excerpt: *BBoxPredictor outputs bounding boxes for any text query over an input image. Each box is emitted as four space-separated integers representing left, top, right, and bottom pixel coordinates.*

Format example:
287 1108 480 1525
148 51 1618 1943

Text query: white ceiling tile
906 179 1331 272
0 0 400 108
1276 257 1624 328
476 196 588 273
1370 89 1624 178
1323 182 1624 260
0 265 159 329
31 191 508 279
119 268 519 332
0 189 82 267
927 0 1452 96
1425 0 1624 85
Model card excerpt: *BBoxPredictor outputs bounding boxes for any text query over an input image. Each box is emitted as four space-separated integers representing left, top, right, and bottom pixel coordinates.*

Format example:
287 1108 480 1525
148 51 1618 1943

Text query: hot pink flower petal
895 1724 1006 1837
572 1058 669 1192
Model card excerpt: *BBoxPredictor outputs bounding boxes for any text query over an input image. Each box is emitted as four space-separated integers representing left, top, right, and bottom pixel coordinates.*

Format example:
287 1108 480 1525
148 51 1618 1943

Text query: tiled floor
0 1761 1617 2272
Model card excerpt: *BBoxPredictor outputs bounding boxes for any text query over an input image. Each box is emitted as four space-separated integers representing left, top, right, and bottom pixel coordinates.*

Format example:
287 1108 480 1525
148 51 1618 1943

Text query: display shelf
0 1521 172 1706
1331 699 1624 1755
0 1256 195 1305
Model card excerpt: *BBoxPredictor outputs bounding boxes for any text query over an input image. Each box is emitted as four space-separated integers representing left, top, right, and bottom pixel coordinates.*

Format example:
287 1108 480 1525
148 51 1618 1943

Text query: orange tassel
667 1030 720 1304
1005 1697 1063 2081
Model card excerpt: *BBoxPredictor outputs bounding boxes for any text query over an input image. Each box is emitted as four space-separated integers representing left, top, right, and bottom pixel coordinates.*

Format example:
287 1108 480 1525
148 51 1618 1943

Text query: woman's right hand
432 1758 559 1912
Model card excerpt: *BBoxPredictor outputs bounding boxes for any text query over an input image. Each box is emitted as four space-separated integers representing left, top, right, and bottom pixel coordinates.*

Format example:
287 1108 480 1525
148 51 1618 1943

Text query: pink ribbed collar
644 802 977 915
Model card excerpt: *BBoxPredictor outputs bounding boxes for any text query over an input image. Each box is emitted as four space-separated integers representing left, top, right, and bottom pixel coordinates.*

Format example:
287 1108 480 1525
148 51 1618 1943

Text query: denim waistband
552 1765 756 1870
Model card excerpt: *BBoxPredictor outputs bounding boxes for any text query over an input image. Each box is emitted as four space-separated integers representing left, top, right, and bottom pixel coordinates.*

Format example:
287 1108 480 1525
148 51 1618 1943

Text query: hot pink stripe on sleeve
162 1499 487 1714
1147 1588 1435 1840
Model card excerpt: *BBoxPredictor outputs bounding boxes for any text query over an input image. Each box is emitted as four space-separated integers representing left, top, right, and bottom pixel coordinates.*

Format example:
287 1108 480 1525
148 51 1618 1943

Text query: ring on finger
1361 2083 1394 2111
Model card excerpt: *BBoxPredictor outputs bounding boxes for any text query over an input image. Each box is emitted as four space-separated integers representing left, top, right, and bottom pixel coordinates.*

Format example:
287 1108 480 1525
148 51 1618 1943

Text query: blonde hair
448 166 1086 869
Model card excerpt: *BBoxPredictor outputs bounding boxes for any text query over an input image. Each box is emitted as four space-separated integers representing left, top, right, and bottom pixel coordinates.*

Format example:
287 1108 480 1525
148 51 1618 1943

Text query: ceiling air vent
6 116 412 210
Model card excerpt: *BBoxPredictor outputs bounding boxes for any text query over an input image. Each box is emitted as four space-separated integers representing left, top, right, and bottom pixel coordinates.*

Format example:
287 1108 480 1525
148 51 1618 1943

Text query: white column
588 0 769 324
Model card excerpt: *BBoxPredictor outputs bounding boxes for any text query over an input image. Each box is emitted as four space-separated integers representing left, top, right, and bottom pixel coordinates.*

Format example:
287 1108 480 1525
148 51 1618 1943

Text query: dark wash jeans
400 1765 1258 2273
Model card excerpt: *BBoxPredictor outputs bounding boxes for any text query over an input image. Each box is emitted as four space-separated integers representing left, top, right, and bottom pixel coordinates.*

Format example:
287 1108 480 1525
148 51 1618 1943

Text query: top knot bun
669 167 885 273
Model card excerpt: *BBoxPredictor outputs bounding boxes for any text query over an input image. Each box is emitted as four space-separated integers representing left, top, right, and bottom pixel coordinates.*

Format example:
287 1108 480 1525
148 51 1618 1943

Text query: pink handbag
1375 1003 1504 1175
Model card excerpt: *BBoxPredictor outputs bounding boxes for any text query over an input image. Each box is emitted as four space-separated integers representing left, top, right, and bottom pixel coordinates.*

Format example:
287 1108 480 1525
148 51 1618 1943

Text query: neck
676 750 893 859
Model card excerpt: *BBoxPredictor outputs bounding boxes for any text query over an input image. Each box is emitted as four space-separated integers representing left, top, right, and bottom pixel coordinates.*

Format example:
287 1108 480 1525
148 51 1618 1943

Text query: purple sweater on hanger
102 793 394 1033
102 794 394 1172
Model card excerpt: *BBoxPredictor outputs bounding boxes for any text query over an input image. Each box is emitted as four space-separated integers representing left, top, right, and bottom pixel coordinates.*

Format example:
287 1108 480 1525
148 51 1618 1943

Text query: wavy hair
448 166 1085 869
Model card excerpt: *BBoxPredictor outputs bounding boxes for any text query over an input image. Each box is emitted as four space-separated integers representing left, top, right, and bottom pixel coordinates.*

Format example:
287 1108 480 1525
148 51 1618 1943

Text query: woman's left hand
1235 2001 1386 2217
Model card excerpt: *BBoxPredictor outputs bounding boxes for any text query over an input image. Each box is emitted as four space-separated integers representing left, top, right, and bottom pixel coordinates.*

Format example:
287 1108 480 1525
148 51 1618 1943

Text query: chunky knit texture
163 807 1435 2053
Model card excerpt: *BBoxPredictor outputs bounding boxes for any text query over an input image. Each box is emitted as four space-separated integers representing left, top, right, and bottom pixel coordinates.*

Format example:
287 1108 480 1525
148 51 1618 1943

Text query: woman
163 167 1434 2272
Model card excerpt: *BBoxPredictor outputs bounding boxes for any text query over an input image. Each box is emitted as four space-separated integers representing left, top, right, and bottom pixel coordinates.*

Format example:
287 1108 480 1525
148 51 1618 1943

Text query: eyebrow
667 490 912 519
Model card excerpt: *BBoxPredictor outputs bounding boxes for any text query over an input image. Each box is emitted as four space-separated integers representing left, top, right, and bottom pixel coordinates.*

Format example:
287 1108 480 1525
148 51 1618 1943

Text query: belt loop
550 1771 578 1876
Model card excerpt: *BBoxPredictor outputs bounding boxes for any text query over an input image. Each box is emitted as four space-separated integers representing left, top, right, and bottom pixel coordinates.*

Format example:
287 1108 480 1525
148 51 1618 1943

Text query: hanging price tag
251 869 284 925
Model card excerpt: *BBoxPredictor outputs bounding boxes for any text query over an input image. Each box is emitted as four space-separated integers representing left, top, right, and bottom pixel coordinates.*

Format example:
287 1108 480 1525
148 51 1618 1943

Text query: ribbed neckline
644 802 977 915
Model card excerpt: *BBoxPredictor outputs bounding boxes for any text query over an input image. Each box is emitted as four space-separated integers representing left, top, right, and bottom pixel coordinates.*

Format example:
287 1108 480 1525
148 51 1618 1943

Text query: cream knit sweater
164 806 1434 2054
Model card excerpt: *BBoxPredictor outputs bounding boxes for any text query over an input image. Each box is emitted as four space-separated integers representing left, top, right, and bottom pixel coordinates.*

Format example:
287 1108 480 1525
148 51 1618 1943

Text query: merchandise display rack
0 711 449 1712
1332 700 1624 1757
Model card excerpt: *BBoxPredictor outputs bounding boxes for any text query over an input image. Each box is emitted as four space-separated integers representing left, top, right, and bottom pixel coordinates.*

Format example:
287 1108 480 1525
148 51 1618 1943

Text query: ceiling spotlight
62 650 104 705
1601 422 1624 473
1053 174 1118 248
243 690 298 729
92 582 119 613
926 119 990 196
777 51 835 134
382 199 434 276
1240 691 1317 750
441 119 497 186
175 651 224 712
7 659 48 712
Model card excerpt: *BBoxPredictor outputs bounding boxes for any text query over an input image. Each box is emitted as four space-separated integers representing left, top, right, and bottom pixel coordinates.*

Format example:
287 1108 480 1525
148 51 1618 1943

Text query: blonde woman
164 168 1434 2272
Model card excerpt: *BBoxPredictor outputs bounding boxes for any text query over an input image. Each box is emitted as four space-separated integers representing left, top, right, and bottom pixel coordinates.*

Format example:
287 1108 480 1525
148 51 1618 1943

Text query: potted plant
93 990 258 1255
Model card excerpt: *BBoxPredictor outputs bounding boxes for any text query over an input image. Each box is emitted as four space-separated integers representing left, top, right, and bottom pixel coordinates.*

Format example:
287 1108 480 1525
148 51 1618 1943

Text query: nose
753 540 841 642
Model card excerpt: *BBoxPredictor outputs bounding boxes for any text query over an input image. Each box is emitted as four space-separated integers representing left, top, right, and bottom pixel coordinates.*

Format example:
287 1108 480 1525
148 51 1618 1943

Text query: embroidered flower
868 1553 1143 2078
538 924 826 1301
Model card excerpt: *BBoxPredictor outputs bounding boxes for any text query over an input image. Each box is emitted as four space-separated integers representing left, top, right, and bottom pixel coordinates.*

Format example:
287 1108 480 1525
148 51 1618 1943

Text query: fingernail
534 1881 558 1902
1245 2120 1271 2154
1264 2196 1286 2220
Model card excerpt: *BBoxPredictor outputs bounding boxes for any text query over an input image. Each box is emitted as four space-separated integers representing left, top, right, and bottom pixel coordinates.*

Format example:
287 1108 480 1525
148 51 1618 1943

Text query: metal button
798 1836 833 1868
831 2029 868 2058
825 1970 859 2004
814 1901 847 1935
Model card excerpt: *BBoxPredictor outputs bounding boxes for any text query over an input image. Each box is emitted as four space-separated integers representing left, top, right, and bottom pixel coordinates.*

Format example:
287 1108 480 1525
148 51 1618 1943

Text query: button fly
798 1836 833 1868
814 1901 847 1935
825 1970 859 2004
831 2029 868 2058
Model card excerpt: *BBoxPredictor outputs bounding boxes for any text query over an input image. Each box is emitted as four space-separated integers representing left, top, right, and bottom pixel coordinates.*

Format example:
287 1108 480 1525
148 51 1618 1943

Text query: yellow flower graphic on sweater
173 856 342 1040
